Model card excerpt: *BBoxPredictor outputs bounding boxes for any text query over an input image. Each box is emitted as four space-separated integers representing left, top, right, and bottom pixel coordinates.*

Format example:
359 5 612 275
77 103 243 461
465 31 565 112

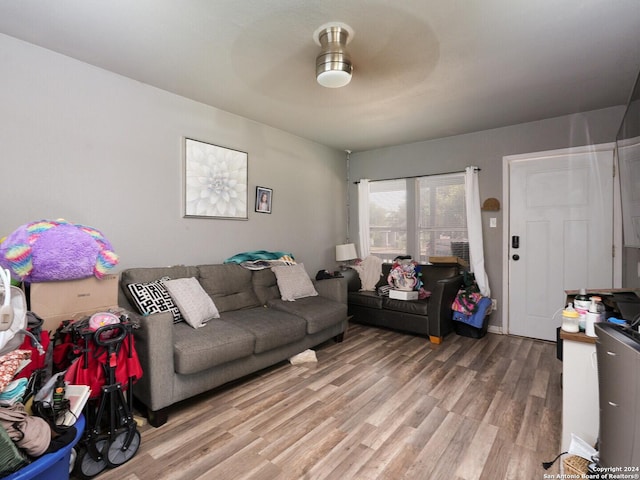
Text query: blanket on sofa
351 255 383 291
224 250 295 270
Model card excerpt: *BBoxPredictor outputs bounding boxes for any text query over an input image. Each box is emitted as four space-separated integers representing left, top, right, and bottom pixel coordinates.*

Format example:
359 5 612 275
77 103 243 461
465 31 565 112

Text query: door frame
501 143 620 336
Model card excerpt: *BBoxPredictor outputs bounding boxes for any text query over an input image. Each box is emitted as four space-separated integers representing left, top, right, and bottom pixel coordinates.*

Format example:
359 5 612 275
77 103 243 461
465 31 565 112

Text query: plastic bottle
561 303 580 333
585 296 601 337
574 288 591 310
52 375 66 410
574 288 590 331
593 296 605 319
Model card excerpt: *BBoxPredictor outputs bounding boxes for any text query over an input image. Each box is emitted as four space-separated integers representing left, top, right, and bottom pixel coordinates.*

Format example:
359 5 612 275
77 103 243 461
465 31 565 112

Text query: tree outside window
366 174 467 263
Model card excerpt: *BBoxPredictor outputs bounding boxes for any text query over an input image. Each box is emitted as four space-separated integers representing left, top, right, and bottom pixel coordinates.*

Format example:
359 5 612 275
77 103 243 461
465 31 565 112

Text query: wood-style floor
86 323 563 480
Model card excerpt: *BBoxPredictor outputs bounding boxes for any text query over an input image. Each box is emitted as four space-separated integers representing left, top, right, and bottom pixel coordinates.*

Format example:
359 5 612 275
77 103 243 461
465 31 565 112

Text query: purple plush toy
0 219 119 282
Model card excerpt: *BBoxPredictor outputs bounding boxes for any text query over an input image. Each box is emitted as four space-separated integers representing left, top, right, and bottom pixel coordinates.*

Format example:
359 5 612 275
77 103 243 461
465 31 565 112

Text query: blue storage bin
4 415 85 480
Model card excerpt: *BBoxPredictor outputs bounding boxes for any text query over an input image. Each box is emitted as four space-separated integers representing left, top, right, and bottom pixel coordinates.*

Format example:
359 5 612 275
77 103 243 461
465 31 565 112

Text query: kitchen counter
560 329 596 344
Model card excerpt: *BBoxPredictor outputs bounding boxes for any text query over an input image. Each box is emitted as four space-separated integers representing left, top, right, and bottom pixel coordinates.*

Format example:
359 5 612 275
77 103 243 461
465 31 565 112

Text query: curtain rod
352 167 480 184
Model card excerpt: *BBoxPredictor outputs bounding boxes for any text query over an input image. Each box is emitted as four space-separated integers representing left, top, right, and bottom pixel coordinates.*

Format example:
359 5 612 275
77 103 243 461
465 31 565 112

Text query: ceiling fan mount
313 22 354 88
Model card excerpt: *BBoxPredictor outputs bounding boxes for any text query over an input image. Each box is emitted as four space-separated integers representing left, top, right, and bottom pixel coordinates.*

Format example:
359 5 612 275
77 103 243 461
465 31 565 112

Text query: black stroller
62 316 142 478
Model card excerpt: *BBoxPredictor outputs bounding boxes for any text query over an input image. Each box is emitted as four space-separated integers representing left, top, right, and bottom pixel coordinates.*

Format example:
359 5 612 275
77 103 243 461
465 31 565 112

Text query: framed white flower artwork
183 138 248 219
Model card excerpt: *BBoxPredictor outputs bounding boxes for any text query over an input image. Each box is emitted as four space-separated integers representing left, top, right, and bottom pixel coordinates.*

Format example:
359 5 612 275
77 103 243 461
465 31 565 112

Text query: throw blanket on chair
352 255 383 291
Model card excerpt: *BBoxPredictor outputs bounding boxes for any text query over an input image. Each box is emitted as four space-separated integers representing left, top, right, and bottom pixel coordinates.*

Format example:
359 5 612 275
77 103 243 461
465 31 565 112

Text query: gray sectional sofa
118 263 348 427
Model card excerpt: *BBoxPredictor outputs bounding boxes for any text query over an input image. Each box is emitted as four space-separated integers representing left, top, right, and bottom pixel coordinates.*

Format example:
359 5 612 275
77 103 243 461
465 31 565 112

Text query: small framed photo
255 186 273 214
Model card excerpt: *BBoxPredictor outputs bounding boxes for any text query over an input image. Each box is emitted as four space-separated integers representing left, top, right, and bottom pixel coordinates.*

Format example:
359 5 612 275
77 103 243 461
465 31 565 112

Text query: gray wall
0 34 347 276
349 107 626 328
3 32 635 328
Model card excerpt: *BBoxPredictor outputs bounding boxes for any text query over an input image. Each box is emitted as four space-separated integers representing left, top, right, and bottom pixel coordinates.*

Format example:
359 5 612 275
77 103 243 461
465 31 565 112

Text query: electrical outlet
491 298 497 311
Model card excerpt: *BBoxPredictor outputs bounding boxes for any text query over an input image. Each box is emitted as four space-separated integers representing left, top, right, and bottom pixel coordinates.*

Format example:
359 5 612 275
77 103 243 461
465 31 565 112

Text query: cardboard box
27 274 119 332
428 256 469 268
389 289 419 300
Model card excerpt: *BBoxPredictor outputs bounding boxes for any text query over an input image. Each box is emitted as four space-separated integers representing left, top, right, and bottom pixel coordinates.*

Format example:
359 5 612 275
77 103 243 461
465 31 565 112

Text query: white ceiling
1 0 639 152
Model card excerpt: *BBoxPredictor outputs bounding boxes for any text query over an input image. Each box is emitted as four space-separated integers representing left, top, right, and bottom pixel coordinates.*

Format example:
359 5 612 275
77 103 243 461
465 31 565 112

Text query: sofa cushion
197 264 261 313
267 296 347 334
348 291 384 309
251 269 281 305
222 308 306 354
121 265 200 285
164 277 220 328
173 319 255 374
382 297 429 316
271 263 318 301
375 263 460 292
347 263 460 293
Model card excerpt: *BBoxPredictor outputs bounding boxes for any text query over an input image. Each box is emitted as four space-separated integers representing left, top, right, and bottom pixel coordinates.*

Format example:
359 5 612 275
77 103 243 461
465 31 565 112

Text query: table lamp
335 243 358 270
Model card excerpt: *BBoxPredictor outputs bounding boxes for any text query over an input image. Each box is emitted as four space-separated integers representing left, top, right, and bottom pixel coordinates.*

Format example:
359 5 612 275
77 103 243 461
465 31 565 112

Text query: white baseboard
487 325 503 335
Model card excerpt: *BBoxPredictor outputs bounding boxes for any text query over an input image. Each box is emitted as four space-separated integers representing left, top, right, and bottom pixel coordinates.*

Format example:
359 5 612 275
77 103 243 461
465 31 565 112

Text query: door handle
512 236 520 249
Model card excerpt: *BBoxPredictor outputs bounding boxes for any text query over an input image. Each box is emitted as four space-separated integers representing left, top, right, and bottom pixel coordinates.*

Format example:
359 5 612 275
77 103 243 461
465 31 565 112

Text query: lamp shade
336 243 358 262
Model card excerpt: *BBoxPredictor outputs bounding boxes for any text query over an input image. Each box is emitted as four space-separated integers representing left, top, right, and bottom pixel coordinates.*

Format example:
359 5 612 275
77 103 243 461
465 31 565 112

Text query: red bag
52 321 81 373
64 327 143 399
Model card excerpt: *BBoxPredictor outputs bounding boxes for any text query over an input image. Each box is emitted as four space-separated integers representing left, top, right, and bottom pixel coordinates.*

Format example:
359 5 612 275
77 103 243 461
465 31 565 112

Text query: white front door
507 146 614 341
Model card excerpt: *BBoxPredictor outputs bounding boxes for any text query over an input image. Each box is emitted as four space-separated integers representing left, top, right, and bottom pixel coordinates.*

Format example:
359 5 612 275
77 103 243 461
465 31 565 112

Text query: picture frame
255 186 273 214
183 138 248 219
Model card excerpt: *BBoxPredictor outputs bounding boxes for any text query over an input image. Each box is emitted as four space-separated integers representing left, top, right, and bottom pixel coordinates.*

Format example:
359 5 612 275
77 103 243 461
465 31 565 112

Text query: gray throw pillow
271 263 318 302
163 277 220 328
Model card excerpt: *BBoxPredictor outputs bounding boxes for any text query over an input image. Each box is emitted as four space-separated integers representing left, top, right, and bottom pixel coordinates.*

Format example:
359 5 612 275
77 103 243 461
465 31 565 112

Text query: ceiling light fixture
314 22 354 88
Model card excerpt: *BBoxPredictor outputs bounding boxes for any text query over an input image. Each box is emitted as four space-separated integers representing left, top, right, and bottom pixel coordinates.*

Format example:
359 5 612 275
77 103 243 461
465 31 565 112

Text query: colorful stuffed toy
387 256 421 291
0 219 118 282
387 256 430 299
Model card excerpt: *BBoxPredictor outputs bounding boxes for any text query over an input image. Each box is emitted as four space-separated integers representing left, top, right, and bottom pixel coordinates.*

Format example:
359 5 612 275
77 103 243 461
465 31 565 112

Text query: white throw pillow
271 263 318 302
163 277 220 328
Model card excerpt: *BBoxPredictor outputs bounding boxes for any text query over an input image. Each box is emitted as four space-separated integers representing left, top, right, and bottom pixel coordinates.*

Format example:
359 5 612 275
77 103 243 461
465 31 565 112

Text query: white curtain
358 179 371 258
465 166 490 297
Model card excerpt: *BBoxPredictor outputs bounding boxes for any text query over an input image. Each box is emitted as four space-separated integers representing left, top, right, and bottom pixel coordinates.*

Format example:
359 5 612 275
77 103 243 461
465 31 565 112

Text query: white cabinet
561 331 599 451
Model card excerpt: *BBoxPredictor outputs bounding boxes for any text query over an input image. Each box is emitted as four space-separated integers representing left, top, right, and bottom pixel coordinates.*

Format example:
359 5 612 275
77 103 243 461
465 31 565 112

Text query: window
366 173 468 263
417 174 467 263
368 179 407 263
